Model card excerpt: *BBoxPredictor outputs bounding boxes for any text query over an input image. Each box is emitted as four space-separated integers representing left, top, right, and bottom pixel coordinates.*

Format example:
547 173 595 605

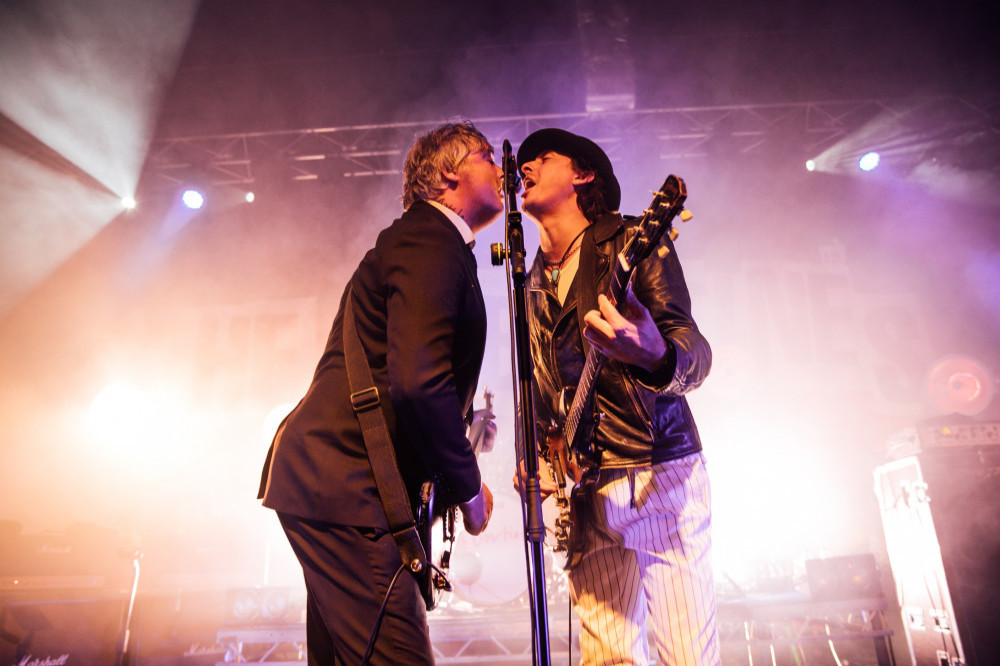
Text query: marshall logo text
14 656 70 666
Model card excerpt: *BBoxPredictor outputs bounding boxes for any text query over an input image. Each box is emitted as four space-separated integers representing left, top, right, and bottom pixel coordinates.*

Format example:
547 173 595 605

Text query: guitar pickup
558 387 576 420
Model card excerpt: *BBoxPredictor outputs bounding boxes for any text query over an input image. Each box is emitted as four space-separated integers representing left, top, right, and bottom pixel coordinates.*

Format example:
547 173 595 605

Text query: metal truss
427 608 577 665
214 596 895 665
142 95 998 192
216 625 305 664
213 605 579 665
718 596 895 666
214 622 570 665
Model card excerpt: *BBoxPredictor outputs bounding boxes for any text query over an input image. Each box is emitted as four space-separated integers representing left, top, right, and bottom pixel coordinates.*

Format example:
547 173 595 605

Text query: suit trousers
568 453 720 665
277 512 434 665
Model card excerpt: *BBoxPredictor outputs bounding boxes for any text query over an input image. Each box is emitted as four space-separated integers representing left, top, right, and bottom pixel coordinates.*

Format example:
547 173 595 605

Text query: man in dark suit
259 122 500 665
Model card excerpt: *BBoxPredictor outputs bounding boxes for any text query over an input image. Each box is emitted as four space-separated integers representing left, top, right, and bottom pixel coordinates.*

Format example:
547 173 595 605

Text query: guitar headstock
621 175 689 269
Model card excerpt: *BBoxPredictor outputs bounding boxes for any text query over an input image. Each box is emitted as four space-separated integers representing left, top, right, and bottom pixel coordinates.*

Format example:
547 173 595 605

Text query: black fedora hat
516 128 621 211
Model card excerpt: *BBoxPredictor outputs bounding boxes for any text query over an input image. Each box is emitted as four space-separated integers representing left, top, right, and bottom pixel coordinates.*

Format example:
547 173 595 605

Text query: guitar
415 389 496 610
416 481 455 611
543 174 690 570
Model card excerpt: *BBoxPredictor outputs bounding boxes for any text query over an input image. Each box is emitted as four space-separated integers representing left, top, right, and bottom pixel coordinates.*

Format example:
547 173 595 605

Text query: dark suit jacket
258 201 487 527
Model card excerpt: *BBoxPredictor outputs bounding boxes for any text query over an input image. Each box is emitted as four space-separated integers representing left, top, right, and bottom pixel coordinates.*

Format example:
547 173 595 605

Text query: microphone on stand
493 140 524 271
503 140 521 201
494 139 553 666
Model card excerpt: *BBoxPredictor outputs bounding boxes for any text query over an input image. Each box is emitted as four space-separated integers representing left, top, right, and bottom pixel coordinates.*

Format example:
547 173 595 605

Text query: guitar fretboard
559 174 686 456
563 257 633 450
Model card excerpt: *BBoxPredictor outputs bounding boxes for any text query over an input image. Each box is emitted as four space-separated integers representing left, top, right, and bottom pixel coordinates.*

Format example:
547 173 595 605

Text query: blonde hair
402 121 493 208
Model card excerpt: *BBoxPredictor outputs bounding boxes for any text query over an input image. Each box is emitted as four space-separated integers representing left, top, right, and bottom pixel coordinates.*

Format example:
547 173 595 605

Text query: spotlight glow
182 189 205 209
805 159 817 172
245 191 256 203
88 381 154 451
122 196 137 210
858 152 880 171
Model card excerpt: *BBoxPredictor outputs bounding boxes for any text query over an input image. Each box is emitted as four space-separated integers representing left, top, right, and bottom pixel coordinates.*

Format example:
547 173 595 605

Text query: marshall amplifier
129 590 229 666
885 420 1000 459
0 524 133 666
0 594 125 666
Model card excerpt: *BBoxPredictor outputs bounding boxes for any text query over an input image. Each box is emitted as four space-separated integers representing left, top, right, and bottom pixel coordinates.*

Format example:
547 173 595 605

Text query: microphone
502 140 521 197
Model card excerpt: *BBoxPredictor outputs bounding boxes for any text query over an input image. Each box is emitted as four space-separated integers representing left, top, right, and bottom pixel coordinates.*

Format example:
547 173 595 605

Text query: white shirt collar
426 200 475 245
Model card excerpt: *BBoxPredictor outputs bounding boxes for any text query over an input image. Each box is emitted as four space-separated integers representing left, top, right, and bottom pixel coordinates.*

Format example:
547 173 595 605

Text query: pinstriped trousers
568 452 720 665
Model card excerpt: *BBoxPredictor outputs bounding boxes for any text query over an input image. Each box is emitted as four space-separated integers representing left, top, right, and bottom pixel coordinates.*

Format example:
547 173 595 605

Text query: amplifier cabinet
874 447 1000 665
0 593 123 666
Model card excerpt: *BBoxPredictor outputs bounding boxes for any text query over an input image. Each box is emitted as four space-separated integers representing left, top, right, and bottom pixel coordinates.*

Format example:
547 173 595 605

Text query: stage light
858 151 880 171
926 355 994 415
224 587 304 626
181 189 205 209
229 589 260 623
121 196 136 210
805 159 817 172
245 191 255 203
88 381 154 451
260 589 290 622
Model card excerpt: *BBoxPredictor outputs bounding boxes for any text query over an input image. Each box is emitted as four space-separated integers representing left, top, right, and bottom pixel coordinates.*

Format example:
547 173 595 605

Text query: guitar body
542 174 689 572
563 468 598 571
414 390 493 609
416 481 455 611
543 427 595 571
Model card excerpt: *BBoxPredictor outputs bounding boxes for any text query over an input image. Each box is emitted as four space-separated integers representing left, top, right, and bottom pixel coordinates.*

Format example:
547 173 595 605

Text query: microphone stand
491 140 551 666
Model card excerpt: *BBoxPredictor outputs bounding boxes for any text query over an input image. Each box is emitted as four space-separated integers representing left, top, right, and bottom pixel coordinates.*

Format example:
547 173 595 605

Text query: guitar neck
563 261 633 448
559 172 687 455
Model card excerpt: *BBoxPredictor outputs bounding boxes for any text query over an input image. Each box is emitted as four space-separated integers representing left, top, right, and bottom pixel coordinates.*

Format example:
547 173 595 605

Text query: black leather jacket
528 212 711 468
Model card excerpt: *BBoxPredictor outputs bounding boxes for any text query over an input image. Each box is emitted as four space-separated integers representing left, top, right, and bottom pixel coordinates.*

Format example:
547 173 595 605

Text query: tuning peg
668 228 680 242
680 209 693 222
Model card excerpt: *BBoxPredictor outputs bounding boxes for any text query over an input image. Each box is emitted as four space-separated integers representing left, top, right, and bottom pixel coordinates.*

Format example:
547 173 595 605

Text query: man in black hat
515 128 719 664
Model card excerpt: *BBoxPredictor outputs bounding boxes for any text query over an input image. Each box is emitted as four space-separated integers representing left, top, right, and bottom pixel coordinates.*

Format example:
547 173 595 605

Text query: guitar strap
342 289 428 575
572 216 629 469
576 225 599 358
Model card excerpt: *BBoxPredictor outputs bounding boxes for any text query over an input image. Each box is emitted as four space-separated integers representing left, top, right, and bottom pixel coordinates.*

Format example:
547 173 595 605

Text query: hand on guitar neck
583 289 670 374
512 459 557 501
511 427 583 502
511 428 591 572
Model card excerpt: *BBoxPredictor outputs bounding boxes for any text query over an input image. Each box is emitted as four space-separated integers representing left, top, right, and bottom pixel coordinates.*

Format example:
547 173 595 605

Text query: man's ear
441 166 461 189
572 170 595 186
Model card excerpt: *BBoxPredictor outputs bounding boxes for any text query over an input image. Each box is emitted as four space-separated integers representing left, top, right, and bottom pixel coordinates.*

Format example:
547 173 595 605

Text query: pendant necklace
544 227 587 286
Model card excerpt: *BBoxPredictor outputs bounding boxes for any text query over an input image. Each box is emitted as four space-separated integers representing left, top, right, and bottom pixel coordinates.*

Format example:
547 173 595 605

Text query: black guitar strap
342 290 428 576
576 225 599 358
576 215 626 356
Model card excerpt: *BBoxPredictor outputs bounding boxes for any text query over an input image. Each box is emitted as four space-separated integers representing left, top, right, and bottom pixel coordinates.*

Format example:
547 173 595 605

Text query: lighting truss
141 96 999 191
214 596 894 664
717 596 895 665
